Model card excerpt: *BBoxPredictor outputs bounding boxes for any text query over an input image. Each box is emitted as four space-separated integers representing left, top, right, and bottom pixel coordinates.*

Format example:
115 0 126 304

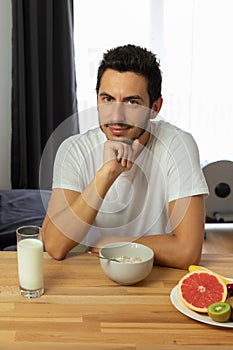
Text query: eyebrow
99 92 144 102
99 92 114 98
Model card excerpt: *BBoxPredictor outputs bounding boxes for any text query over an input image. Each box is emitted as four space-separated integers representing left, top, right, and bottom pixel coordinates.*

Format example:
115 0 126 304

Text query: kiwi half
208 302 231 322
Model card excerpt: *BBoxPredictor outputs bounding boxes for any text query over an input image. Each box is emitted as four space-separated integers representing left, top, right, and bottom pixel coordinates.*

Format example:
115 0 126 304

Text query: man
43 44 209 268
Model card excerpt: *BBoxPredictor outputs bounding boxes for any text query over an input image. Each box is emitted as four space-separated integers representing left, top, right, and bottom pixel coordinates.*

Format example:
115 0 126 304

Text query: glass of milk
16 225 44 298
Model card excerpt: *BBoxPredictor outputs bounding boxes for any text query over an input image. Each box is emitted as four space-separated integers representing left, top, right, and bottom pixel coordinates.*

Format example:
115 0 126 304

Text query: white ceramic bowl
99 242 154 285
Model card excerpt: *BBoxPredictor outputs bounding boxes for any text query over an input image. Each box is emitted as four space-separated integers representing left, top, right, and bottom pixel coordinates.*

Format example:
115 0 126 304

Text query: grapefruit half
178 271 227 313
188 265 230 284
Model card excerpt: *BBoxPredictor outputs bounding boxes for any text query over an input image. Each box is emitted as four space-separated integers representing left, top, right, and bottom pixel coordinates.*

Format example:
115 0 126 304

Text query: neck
137 122 151 147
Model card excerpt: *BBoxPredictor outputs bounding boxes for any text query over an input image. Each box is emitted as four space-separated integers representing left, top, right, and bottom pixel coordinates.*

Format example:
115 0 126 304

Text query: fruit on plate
207 302 231 322
226 296 233 321
178 271 227 313
188 265 230 284
227 283 233 297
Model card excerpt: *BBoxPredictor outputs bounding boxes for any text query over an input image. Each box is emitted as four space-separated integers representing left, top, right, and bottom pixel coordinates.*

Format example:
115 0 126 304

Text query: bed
0 189 51 250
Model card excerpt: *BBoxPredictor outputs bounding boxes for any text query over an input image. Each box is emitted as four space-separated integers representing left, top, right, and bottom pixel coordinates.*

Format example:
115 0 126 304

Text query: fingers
116 139 141 168
103 139 142 171
116 143 132 168
132 138 140 152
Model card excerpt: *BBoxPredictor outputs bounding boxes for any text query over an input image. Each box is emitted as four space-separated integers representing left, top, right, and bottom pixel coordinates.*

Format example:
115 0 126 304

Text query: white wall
0 0 12 189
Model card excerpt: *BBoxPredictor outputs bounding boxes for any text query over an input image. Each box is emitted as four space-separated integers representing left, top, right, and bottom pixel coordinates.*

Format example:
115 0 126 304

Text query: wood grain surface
0 251 232 350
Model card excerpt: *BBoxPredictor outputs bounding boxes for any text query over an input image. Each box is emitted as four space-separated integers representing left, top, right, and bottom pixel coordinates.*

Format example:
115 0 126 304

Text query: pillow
0 189 51 250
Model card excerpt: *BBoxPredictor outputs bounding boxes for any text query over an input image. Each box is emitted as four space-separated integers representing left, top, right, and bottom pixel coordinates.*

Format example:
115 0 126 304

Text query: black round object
215 182 231 198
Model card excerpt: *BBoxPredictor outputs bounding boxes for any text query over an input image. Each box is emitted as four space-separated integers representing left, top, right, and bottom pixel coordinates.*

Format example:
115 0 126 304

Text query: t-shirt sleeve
166 131 209 202
52 136 85 192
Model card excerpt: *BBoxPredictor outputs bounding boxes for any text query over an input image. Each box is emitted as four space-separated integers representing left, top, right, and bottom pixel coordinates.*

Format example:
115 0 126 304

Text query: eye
100 95 113 103
128 99 138 105
104 96 112 102
126 99 141 108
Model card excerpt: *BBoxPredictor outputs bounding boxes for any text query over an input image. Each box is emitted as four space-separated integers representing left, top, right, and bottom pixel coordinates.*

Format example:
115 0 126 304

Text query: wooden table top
0 251 233 350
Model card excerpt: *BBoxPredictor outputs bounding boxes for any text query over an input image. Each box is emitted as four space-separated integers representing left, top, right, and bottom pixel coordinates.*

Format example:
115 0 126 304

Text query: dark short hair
96 44 162 107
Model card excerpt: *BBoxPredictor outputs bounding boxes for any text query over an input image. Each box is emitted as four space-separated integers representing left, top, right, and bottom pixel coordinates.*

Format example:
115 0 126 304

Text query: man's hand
103 139 141 173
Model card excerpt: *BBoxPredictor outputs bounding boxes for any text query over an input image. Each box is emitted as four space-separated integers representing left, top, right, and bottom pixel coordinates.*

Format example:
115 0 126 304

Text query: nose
110 102 126 124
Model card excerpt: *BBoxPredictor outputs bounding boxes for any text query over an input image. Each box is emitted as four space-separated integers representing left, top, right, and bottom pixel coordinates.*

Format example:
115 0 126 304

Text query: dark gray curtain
11 0 79 189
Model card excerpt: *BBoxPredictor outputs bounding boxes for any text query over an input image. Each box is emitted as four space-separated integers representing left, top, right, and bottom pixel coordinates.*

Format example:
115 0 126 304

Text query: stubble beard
99 119 150 141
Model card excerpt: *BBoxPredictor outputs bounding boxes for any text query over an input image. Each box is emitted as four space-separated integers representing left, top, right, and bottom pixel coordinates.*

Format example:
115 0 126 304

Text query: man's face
97 69 152 141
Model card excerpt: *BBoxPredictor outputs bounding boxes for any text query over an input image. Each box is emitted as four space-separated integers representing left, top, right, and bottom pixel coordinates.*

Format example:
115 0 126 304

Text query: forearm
43 166 120 259
90 233 202 269
135 233 203 269
136 195 205 269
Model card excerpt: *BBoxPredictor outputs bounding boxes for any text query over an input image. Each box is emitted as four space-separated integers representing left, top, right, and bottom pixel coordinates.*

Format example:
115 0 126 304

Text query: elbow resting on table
177 248 202 270
44 240 66 261
43 231 69 261
46 246 66 261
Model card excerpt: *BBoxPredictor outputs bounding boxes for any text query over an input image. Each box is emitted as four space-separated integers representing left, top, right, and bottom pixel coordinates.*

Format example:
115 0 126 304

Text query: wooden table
0 251 233 350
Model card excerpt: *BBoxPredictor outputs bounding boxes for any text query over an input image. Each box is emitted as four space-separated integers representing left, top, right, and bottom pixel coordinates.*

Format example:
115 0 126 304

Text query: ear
150 97 163 120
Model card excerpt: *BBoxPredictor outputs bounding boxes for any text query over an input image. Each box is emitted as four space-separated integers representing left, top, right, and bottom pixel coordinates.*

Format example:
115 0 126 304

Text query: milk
17 238 44 290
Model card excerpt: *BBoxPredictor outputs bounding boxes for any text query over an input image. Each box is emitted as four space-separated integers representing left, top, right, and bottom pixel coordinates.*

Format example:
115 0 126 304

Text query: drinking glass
16 225 44 298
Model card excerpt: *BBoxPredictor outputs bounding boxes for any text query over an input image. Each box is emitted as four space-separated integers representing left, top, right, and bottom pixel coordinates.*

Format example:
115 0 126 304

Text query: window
163 0 233 163
73 0 163 132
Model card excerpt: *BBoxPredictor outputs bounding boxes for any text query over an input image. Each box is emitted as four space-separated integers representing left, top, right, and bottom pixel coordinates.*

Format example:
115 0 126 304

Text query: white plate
170 284 233 328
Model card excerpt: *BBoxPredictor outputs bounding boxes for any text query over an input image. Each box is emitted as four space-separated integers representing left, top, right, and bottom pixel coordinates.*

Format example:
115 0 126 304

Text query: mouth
107 124 131 137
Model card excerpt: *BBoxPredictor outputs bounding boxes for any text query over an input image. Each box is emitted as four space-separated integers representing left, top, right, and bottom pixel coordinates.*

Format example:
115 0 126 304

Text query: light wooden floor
202 223 233 254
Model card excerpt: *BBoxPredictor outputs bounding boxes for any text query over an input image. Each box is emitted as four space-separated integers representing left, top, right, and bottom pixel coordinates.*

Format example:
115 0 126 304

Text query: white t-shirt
52 120 209 243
